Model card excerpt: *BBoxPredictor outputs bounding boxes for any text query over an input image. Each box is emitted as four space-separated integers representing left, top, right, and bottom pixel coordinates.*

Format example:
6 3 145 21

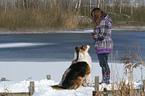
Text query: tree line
0 0 144 31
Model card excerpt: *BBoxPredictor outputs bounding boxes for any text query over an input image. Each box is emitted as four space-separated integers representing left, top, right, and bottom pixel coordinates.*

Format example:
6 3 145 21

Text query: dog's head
75 45 90 53
72 45 91 64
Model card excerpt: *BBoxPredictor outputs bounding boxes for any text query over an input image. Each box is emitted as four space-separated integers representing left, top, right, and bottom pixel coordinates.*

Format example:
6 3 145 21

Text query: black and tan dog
51 45 92 90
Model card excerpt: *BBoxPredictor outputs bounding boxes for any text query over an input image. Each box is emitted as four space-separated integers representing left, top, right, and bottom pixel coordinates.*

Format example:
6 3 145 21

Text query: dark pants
97 53 110 83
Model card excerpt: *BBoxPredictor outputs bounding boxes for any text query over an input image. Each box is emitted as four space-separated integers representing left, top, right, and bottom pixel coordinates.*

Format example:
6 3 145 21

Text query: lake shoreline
0 26 145 34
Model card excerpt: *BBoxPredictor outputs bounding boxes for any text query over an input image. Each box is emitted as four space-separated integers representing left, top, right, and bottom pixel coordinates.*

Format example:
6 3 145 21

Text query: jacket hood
104 15 112 23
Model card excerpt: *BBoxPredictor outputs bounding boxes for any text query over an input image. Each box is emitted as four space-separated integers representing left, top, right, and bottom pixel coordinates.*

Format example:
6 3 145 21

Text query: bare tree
98 0 100 8
131 0 133 15
22 0 27 9
120 0 122 14
75 0 81 14
90 0 91 13
4 0 7 14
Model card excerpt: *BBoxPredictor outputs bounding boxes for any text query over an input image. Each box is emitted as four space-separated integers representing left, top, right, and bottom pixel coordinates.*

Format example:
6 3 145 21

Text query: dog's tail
51 85 64 90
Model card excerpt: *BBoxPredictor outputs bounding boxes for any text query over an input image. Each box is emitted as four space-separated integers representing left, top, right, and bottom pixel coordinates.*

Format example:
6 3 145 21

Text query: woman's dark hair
91 8 107 17
91 8 107 27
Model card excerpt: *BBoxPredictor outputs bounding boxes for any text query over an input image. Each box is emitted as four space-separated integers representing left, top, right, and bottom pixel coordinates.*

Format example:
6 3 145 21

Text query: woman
91 8 113 84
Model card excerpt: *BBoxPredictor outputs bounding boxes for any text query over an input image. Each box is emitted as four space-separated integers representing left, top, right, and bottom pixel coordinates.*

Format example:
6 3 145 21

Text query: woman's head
91 8 102 18
91 8 107 28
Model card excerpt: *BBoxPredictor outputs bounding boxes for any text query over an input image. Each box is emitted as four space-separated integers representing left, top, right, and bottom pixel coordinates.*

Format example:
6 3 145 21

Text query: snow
0 79 142 96
0 81 30 93
0 62 144 82
57 30 94 33
33 80 94 96
0 43 55 48
0 62 145 96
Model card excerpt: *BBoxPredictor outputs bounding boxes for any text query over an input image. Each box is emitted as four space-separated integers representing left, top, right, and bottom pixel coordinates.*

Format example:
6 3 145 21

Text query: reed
119 41 145 96
99 41 145 96
0 0 90 31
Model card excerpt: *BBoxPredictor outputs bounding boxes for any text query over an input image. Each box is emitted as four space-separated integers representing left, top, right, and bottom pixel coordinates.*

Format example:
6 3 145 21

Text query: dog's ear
75 47 78 51
85 45 90 52
74 47 80 61
75 47 80 52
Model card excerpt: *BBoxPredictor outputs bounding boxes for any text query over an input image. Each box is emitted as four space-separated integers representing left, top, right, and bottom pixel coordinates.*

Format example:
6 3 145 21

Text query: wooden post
46 75 51 80
143 80 145 94
95 76 99 91
1 77 6 81
30 81 35 96
103 88 108 96
93 76 99 96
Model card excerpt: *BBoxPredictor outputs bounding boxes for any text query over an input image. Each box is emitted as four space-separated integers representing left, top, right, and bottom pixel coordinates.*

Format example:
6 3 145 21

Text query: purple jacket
93 15 113 54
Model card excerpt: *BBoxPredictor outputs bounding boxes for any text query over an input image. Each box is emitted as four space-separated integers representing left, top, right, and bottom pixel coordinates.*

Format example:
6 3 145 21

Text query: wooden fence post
46 75 51 80
1 77 6 81
30 81 35 96
93 76 99 96
143 80 145 94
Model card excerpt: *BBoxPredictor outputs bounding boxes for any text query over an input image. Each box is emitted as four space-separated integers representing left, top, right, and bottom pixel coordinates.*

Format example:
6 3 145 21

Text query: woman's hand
91 32 95 40
91 32 94 36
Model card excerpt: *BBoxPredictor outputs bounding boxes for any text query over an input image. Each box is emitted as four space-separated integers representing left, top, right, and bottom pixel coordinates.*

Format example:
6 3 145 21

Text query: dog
51 45 93 90
72 45 93 87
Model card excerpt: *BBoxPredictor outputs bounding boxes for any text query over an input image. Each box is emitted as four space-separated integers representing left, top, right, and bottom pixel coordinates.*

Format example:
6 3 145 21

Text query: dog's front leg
86 74 93 86
82 78 87 87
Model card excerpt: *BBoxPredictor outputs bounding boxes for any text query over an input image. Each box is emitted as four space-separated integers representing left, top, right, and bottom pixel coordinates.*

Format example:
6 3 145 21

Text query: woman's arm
97 20 109 40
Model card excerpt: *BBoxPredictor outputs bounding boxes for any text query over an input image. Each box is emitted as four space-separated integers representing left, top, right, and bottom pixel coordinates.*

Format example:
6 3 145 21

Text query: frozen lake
0 30 144 62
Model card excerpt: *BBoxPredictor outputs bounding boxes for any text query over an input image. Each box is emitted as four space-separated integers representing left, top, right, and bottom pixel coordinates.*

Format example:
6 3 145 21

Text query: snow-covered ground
0 79 94 96
0 62 145 96
0 78 142 96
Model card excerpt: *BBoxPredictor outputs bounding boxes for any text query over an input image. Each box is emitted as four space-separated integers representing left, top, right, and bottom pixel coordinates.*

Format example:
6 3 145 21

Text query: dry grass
96 41 145 96
0 0 90 32
119 41 144 96
0 1 145 32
